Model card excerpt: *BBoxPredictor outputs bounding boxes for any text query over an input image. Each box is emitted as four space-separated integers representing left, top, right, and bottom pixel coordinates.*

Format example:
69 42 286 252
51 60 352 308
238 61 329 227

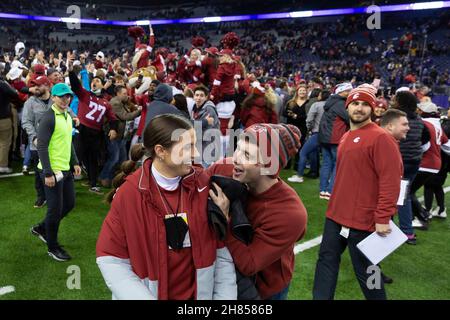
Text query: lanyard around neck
152 173 183 215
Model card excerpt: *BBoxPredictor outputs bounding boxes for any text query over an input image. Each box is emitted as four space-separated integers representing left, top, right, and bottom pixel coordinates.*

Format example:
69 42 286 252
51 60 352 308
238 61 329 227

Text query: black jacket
0 80 19 119
144 84 184 127
318 94 349 145
399 111 430 163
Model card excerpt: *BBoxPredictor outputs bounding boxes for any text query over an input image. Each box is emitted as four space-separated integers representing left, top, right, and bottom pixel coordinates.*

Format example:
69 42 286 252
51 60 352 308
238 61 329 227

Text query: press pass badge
164 213 191 250
54 171 64 183
340 226 350 239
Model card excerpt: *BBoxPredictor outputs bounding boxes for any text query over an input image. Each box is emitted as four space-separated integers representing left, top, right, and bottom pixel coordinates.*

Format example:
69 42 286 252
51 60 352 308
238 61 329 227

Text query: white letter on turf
366 265 381 290
66 265 81 290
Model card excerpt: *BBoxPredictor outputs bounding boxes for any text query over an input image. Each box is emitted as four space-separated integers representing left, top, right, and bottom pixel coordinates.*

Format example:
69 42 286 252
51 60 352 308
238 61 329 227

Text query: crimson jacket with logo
69 71 117 131
96 158 237 300
420 118 450 173
326 123 403 231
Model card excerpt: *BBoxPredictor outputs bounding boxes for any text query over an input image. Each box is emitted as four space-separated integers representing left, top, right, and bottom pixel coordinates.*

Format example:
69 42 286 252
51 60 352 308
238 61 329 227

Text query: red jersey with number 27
73 86 117 131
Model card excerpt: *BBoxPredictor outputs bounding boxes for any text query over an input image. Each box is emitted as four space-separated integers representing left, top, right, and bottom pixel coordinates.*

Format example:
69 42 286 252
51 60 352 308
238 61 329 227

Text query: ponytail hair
105 114 193 204
105 143 146 204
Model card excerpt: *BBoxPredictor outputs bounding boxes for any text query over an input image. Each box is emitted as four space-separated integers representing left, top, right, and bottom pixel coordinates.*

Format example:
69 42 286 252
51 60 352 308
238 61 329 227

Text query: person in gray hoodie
21 75 53 208
192 85 220 168
144 84 185 128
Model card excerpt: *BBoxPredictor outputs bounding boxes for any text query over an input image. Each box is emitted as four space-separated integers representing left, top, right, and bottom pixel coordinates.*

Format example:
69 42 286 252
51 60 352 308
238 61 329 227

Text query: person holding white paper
312 85 403 300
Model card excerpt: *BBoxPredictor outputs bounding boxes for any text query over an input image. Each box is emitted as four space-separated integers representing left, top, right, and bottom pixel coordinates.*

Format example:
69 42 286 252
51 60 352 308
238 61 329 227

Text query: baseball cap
418 101 438 114
335 82 353 94
30 75 51 87
51 83 74 97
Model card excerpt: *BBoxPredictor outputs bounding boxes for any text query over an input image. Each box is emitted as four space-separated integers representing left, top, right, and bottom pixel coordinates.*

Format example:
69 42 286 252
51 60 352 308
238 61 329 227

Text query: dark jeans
266 284 290 300
313 218 387 300
39 170 75 250
26 148 46 201
297 133 319 176
99 139 127 181
319 144 337 193
35 166 46 201
78 125 102 188
397 161 420 235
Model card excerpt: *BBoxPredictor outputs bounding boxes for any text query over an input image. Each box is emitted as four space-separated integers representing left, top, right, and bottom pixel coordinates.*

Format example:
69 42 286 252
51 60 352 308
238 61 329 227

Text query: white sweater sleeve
97 256 156 300
213 247 237 300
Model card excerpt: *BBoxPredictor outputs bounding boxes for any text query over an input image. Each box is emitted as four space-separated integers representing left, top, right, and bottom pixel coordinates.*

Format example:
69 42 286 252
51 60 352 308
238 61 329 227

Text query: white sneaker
319 191 331 200
412 217 424 228
288 175 304 183
431 207 442 217
435 209 447 219
0 167 13 174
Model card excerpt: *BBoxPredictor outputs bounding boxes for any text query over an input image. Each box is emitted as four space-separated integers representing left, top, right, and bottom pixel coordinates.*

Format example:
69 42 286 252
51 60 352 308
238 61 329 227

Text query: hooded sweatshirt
318 94 349 145
145 84 185 127
240 96 278 128
192 100 220 165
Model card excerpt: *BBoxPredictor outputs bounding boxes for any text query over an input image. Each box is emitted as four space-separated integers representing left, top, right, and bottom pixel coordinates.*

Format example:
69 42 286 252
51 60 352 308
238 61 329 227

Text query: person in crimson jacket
240 83 278 128
134 79 159 139
208 123 307 300
313 86 403 300
201 47 219 88
96 114 236 300
410 101 450 225
68 61 118 194
210 49 239 157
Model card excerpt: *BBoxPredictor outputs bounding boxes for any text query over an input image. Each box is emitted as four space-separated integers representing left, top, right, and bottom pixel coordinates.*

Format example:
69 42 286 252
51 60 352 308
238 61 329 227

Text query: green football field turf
0 169 449 300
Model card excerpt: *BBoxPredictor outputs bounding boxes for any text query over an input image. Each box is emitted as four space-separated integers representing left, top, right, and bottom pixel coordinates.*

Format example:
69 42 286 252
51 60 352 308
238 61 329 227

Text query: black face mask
164 216 189 251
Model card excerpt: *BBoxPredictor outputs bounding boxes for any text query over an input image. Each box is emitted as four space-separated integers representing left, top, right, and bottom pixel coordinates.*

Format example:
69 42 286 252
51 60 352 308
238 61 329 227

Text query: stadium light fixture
203 16 222 23
136 20 150 25
411 1 444 9
289 11 313 18
0 1 449 26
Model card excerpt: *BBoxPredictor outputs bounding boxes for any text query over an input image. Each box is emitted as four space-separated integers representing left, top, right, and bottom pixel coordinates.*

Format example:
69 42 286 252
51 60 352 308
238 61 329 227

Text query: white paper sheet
397 180 409 206
356 220 408 265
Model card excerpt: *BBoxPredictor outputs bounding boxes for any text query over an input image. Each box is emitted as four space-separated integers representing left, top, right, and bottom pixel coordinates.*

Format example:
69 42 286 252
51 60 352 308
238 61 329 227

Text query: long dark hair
106 114 193 203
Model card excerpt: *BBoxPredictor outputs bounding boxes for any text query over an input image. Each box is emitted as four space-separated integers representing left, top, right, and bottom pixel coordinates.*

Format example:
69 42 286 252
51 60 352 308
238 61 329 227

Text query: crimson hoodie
208 161 308 299
326 122 403 231
240 97 278 128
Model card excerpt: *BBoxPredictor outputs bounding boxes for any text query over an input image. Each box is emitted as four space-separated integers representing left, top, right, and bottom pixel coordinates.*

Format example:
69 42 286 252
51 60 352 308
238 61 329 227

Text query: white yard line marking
0 286 15 296
294 186 450 255
0 172 35 179
294 236 323 254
